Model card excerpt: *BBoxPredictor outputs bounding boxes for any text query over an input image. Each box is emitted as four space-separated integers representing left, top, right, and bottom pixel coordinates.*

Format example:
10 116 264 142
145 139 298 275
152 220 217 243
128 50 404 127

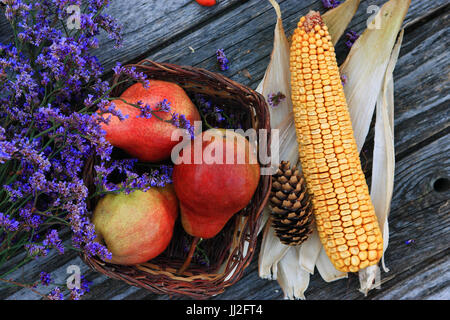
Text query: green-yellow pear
92 186 178 265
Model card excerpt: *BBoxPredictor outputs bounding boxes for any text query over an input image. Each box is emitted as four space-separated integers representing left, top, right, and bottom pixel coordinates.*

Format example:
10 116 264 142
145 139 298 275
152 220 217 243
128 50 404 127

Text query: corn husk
359 28 404 295
338 0 409 294
258 0 360 297
256 0 297 167
298 229 321 274
341 0 410 151
257 0 298 282
257 0 409 299
258 219 290 280
277 247 310 300
323 0 361 45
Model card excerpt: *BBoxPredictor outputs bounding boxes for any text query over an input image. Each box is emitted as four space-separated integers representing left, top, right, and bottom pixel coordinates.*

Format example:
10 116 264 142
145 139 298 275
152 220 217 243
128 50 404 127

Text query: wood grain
0 0 448 300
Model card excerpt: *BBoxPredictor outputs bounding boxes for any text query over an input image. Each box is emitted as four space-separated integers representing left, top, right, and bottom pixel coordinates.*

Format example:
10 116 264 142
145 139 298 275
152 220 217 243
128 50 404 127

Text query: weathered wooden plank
94 0 251 72
0 8 10 42
146 0 447 78
0 0 246 71
374 249 450 300
0 0 448 300
1 0 446 74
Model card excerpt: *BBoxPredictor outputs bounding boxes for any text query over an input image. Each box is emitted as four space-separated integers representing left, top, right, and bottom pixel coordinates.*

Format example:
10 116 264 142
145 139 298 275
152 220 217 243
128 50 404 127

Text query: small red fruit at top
195 0 216 7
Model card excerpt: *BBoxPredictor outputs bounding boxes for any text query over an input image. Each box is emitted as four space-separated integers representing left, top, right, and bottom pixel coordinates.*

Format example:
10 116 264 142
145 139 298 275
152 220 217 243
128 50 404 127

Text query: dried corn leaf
257 0 298 167
277 247 310 300
258 206 271 235
323 0 361 45
316 248 348 282
258 220 290 280
298 229 321 274
257 0 294 281
359 29 404 295
340 0 411 151
359 265 381 294
374 28 403 269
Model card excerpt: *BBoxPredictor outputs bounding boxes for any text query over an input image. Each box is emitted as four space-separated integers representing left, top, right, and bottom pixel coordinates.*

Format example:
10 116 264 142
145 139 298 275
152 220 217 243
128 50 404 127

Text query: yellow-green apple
92 186 178 265
172 129 260 239
102 80 201 162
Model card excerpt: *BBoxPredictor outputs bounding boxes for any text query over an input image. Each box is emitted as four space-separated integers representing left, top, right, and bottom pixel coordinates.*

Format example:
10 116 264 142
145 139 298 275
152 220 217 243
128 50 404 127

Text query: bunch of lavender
194 94 242 130
0 0 173 300
345 30 359 49
267 92 286 108
215 49 229 71
322 0 342 9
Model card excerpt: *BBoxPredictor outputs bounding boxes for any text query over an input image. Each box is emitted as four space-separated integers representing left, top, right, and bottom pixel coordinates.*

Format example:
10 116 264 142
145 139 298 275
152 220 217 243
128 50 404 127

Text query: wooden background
0 0 449 300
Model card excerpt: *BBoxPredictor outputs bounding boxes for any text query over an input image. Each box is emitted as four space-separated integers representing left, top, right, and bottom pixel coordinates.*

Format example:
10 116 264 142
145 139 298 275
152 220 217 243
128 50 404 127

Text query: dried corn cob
289 11 383 273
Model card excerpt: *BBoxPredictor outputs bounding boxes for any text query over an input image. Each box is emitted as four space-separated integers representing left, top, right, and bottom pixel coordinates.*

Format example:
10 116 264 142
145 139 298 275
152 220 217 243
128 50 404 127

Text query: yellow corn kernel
289 11 383 273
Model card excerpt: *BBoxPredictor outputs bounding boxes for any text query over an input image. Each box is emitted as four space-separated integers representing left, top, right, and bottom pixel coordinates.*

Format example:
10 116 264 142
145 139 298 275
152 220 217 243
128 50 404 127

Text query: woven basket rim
81 59 272 298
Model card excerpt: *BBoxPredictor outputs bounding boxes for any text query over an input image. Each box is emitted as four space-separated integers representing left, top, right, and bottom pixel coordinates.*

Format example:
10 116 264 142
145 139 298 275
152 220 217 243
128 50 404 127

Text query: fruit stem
177 236 200 275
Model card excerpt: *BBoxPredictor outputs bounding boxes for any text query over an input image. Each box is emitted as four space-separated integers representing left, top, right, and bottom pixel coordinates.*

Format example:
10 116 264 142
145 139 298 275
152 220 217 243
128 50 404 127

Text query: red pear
173 129 260 239
102 80 201 162
92 186 178 265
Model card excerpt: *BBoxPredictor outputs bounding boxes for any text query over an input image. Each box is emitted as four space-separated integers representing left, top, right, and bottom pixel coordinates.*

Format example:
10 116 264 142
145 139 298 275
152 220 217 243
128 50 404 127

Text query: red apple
173 129 260 239
195 0 216 6
92 186 178 265
102 80 201 162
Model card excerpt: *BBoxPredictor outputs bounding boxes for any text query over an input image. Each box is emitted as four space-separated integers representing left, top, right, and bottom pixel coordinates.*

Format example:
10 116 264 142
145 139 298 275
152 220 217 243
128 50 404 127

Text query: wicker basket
81 59 272 299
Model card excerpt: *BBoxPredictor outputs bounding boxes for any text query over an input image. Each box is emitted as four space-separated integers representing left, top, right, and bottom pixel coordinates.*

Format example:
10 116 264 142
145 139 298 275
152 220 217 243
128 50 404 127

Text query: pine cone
269 161 314 246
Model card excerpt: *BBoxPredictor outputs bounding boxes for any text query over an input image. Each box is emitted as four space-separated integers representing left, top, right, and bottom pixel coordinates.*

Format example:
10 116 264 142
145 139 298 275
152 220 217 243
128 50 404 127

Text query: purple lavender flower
0 146 11 164
97 14 123 48
70 288 83 300
322 0 341 9
2 0 32 22
267 92 286 108
171 113 195 138
48 287 64 300
345 30 359 49
131 97 193 137
195 94 212 110
194 94 242 129
95 159 173 194
0 212 20 231
67 273 92 300
80 275 92 293
39 272 52 286
113 62 150 88
216 49 230 71
83 241 112 261
135 101 154 119
215 108 226 122
96 100 128 123
43 229 65 254
154 99 172 113
25 244 49 259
